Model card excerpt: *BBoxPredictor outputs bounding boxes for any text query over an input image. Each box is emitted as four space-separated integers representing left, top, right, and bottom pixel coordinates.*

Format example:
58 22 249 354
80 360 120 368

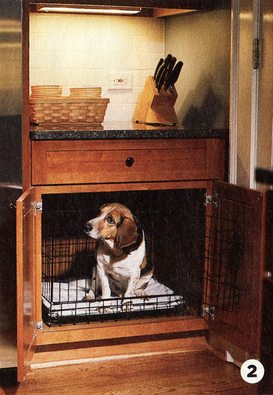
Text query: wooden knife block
132 76 178 126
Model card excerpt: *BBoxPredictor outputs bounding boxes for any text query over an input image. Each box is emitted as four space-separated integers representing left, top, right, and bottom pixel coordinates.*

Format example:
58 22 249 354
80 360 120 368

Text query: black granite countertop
30 122 228 141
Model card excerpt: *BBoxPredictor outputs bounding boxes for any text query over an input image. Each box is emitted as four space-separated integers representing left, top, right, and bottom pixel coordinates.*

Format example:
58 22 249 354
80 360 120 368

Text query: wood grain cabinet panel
31 139 225 185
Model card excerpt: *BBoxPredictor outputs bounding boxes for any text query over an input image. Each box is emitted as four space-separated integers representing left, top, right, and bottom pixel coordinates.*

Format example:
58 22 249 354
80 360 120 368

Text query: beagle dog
84 203 153 301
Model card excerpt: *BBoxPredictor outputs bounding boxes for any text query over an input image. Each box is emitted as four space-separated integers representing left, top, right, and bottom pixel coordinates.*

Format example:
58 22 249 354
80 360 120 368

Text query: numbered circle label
240 359 264 384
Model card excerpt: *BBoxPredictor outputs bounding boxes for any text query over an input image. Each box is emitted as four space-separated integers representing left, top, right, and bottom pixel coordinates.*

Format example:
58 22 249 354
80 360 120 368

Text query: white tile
29 13 164 121
105 103 135 122
106 90 133 104
133 70 152 87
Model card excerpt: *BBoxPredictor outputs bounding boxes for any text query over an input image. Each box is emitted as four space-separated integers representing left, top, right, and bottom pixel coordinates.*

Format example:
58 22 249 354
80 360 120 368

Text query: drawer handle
125 157 134 167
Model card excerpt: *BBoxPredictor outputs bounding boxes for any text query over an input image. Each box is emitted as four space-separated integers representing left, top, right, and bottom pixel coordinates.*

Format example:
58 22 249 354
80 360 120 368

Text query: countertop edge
30 128 229 141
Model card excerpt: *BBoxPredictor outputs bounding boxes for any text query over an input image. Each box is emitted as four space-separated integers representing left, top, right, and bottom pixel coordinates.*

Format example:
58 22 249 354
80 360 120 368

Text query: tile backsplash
30 14 164 122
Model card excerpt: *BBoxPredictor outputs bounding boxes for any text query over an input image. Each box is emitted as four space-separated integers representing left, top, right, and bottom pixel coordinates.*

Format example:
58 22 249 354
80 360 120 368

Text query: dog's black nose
84 222 92 233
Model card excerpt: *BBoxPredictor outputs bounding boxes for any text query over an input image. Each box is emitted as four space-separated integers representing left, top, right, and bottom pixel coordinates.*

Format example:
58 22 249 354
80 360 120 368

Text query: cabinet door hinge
253 38 260 69
202 305 216 320
35 321 43 330
205 194 217 207
33 201 42 214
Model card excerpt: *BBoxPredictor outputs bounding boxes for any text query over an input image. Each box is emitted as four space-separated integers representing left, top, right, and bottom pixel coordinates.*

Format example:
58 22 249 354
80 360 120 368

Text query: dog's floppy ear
115 217 138 251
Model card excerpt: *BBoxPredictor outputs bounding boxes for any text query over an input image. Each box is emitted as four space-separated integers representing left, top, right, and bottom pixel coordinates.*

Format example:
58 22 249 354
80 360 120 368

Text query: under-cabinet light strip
39 7 141 15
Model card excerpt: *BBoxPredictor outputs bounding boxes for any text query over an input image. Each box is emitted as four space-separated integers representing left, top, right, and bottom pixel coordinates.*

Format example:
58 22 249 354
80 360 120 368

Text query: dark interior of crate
41 188 242 326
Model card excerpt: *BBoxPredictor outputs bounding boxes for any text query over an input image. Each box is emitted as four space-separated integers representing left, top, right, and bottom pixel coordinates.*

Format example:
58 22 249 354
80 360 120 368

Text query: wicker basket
31 85 63 97
69 87 102 98
29 97 109 126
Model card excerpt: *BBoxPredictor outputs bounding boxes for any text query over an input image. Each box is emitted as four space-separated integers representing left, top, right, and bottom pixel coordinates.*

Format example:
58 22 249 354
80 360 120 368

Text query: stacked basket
30 85 109 126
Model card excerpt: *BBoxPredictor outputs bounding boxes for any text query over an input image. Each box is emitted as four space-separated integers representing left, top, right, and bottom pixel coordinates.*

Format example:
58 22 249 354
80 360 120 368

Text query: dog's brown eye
106 215 115 225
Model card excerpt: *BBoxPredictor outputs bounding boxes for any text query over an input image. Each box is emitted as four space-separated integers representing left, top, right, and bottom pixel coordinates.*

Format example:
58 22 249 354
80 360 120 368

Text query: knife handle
164 61 183 91
153 58 164 80
155 54 172 90
157 67 168 92
165 56 176 80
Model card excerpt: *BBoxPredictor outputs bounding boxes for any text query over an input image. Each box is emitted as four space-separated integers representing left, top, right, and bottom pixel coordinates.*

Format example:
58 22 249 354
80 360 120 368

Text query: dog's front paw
124 291 135 299
82 290 95 302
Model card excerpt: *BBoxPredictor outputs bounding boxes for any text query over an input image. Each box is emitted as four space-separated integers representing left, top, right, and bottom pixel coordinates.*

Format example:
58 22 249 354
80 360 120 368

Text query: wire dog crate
203 212 244 313
40 189 243 326
42 234 186 325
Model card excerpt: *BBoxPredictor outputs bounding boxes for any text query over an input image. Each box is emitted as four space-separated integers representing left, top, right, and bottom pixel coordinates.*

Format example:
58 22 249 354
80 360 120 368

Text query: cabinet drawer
31 139 225 185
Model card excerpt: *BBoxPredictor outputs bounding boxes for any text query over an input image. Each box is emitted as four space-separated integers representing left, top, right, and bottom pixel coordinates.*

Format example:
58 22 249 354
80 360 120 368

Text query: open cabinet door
259 189 273 393
206 181 264 362
16 188 39 382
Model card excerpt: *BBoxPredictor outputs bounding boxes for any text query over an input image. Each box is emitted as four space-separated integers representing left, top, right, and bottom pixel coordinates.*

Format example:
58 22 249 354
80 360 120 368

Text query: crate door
16 188 40 382
206 181 264 358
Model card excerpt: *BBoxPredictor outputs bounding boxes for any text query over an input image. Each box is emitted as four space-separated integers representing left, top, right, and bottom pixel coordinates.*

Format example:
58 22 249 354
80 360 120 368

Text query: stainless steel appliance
0 0 23 371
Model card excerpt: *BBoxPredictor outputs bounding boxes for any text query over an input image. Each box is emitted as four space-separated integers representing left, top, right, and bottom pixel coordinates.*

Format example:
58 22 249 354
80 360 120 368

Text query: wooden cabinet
259 189 273 394
31 139 225 185
260 280 273 394
17 134 266 383
12 0 270 387
16 188 39 382
206 182 264 360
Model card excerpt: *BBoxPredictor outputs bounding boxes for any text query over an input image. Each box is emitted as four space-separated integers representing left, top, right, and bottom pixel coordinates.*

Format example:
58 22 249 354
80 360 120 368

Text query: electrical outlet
108 72 133 90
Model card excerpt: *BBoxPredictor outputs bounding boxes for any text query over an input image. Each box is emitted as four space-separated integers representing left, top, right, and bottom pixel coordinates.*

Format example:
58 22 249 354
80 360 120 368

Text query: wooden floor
0 349 257 395
0 330 17 369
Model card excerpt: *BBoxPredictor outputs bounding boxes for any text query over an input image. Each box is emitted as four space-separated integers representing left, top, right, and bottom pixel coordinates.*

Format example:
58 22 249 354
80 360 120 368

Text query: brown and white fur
84 203 153 300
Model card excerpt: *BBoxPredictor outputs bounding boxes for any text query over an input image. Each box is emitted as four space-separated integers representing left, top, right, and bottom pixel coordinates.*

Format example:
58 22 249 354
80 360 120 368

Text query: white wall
29 11 231 128
165 9 231 130
29 13 164 122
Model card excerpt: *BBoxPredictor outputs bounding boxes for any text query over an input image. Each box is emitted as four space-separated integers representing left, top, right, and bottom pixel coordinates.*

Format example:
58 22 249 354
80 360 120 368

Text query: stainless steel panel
0 184 22 369
0 0 22 184
0 1 23 370
0 0 22 116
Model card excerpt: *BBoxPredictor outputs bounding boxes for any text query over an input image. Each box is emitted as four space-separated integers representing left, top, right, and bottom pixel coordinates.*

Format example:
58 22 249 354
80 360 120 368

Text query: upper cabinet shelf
29 0 215 9
29 0 216 17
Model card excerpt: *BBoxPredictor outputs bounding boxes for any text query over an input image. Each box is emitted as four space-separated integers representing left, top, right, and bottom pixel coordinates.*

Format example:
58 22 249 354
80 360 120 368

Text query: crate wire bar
42 289 185 325
203 213 242 312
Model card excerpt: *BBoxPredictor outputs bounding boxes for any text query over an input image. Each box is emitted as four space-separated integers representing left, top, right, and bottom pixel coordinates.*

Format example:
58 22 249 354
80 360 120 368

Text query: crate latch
202 305 216 320
33 201 42 214
205 194 217 207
